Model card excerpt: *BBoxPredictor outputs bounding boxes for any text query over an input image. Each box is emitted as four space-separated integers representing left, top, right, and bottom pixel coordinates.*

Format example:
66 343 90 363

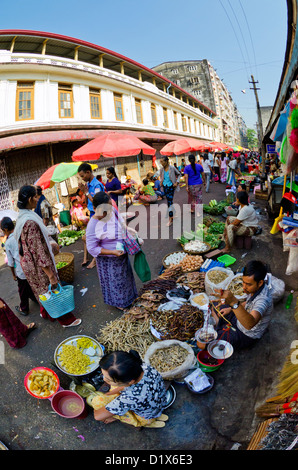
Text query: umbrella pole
137 154 141 178
54 185 60 203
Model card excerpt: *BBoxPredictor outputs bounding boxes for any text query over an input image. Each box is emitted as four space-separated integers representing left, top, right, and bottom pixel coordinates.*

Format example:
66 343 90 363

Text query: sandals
15 306 29 316
144 420 166 428
26 322 37 335
62 319 82 328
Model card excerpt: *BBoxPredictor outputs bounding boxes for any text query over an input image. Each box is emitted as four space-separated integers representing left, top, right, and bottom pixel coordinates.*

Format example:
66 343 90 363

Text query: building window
182 115 187 132
135 98 143 124
188 117 192 132
173 111 178 130
188 65 197 71
16 82 34 121
163 108 168 128
193 90 202 98
114 93 124 121
171 68 178 74
151 103 157 126
89 88 102 119
58 84 73 118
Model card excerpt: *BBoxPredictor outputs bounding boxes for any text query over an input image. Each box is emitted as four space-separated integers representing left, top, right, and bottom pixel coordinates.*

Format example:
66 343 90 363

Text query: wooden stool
236 236 252 250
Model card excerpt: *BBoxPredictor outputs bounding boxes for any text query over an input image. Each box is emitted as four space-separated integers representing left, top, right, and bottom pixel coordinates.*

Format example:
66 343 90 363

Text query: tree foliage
247 128 258 149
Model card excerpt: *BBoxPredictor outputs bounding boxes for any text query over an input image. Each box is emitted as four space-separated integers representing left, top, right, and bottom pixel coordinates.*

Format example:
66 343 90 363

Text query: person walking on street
0 297 36 349
78 163 104 269
1 217 38 316
159 156 180 226
201 154 213 193
14 185 81 328
184 155 205 213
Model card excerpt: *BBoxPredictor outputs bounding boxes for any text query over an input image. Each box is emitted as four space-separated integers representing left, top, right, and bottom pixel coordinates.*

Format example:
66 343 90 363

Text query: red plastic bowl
24 367 60 399
197 350 224 372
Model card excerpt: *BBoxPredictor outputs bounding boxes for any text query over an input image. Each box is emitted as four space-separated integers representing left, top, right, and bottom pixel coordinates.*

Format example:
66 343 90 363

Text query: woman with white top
200 153 213 193
222 191 259 253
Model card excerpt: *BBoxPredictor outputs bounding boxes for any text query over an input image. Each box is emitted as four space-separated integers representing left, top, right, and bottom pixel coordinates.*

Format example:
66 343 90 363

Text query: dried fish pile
176 272 205 293
149 344 189 373
97 315 155 359
159 265 183 280
138 278 177 297
228 276 245 296
151 304 204 341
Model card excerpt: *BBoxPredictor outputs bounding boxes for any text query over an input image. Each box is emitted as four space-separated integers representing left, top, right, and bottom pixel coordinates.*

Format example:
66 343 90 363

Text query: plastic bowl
197 350 224 372
51 390 87 419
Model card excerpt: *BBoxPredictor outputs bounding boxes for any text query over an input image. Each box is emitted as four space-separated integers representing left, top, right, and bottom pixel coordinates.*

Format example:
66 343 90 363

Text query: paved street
0 182 297 451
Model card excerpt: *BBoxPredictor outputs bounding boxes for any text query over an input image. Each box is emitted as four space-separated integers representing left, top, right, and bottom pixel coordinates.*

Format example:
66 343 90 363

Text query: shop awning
0 128 196 153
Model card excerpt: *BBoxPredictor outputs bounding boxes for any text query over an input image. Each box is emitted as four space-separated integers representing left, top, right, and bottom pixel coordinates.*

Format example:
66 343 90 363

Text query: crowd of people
0 148 280 430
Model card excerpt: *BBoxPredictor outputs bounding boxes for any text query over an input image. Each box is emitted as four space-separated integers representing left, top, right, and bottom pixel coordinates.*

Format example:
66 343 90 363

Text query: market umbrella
209 141 230 149
160 137 209 156
71 132 156 161
35 162 98 190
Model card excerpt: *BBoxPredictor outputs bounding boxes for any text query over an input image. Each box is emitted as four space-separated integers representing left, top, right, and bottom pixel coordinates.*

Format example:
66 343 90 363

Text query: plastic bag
144 339 196 380
205 267 234 299
286 246 298 275
134 249 151 282
266 274 285 303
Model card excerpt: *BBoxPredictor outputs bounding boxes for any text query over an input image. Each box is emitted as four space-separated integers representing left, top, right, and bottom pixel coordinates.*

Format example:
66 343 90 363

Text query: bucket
197 350 224 372
50 390 88 419
59 210 71 226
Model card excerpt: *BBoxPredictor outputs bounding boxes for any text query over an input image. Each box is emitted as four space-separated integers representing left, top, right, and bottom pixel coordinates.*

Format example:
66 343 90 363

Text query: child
151 176 164 200
1 217 38 316
133 179 158 205
70 196 90 229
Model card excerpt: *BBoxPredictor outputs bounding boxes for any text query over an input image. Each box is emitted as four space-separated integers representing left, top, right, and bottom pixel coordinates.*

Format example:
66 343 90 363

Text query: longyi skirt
96 254 138 309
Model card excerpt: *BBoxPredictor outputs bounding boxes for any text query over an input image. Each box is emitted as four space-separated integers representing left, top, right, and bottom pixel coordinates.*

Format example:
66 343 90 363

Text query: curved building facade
0 30 217 209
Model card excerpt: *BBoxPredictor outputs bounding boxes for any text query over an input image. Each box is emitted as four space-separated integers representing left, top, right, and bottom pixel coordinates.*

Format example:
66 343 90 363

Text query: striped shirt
237 284 273 339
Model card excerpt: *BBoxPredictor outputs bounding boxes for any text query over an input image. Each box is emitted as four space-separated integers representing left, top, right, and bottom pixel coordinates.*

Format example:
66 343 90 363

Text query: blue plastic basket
40 283 75 318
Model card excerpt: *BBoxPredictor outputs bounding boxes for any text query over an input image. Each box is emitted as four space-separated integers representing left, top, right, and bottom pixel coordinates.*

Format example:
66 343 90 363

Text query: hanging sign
266 144 276 153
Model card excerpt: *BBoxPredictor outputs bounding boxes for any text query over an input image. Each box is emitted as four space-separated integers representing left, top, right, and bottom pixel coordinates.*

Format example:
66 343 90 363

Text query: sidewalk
0 181 297 451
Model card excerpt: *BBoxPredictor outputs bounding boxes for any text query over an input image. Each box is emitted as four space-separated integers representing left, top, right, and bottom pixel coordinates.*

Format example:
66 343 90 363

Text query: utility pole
249 75 266 174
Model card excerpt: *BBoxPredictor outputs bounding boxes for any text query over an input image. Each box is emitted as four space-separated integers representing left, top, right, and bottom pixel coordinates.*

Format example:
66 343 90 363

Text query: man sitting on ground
211 260 273 349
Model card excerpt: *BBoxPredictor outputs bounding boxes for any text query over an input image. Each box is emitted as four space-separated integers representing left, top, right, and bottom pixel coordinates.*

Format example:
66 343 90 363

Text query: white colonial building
0 30 217 209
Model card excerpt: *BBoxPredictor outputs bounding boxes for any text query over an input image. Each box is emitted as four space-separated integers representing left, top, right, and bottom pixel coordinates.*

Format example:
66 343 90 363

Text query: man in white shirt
1 217 37 315
212 260 273 349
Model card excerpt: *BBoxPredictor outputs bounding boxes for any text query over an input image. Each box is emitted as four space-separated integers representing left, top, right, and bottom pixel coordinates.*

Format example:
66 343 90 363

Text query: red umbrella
160 137 209 156
209 141 231 151
72 132 156 161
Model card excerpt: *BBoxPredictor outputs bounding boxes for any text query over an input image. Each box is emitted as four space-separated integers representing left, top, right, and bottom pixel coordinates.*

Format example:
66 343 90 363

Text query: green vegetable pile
58 229 85 247
203 199 230 215
178 219 226 249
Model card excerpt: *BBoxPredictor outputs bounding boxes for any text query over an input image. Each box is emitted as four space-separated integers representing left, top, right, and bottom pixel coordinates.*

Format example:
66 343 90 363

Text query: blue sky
2 0 288 130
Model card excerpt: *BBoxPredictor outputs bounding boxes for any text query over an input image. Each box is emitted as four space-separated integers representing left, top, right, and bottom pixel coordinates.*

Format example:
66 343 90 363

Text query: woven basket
162 251 186 269
55 252 75 284
181 242 211 255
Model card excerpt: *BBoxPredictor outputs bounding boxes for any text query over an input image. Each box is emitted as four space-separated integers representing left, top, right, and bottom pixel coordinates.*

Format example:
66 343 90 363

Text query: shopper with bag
86 192 138 310
15 185 81 328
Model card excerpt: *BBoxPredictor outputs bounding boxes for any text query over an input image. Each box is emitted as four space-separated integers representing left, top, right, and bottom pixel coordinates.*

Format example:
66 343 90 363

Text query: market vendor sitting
224 184 248 217
87 350 168 428
222 190 259 253
211 260 273 349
